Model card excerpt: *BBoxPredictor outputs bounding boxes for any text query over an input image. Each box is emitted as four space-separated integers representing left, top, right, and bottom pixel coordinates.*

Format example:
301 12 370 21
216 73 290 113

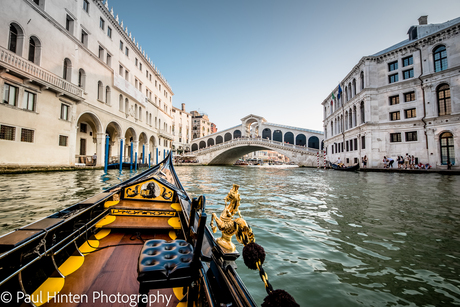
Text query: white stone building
0 0 176 168
322 16 460 169
172 103 192 154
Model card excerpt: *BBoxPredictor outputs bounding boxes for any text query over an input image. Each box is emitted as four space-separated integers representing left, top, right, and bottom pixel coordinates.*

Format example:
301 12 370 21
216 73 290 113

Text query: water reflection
0 167 459 306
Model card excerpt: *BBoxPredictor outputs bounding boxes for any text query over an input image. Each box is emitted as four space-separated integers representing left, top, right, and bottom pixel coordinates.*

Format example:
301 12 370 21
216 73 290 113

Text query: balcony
0 46 84 101
159 129 174 140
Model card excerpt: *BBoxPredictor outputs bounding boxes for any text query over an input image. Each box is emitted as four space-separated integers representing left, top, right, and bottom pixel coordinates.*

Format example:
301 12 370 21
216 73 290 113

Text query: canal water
1 166 459 306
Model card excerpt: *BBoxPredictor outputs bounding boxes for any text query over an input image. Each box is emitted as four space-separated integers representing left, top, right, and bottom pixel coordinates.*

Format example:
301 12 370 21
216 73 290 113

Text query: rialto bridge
185 115 325 166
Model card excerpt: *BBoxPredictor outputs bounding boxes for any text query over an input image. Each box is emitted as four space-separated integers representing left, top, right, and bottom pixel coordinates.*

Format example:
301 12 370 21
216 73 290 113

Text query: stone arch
284 132 294 144
199 141 206 149
105 121 122 163
216 135 223 144
75 112 103 164
192 143 198 151
262 128 271 140
208 138 215 146
439 131 455 165
224 132 232 142
124 127 137 162
308 136 320 149
233 130 242 139
149 135 157 164
273 130 282 142
296 134 306 146
138 132 148 163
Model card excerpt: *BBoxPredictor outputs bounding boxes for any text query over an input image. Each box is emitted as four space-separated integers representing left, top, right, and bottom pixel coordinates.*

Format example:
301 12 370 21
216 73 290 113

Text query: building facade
322 16 460 169
1 0 176 168
191 111 213 139
172 103 192 154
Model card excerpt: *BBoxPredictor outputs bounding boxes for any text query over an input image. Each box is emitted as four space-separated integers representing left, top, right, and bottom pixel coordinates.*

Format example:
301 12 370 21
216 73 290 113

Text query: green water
1 166 459 306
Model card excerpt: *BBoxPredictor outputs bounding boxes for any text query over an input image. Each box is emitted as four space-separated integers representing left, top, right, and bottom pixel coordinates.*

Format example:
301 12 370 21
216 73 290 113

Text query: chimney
181 103 185 112
418 15 428 25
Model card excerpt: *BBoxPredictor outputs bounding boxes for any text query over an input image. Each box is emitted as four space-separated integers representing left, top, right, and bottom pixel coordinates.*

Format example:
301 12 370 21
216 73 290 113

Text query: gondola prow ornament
210 184 254 252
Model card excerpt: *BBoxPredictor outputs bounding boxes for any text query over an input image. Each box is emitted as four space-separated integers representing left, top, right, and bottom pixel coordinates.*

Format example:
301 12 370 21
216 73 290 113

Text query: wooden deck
45 231 182 307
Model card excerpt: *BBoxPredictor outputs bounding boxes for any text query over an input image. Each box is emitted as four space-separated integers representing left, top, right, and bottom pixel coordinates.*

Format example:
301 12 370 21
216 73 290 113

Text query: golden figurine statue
210 184 254 252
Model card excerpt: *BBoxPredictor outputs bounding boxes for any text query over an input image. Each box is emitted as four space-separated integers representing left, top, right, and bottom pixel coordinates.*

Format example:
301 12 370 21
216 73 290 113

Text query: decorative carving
210 184 254 252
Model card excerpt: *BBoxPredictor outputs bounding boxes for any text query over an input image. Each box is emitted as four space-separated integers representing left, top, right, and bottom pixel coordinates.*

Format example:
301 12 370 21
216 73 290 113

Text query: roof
371 16 460 57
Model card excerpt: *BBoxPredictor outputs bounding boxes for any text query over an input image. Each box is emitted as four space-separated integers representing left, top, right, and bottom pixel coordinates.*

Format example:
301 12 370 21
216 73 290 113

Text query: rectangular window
120 40 123 51
390 133 401 143
59 135 68 146
139 63 142 71
354 138 358 151
125 70 129 81
388 61 398 71
389 95 399 105
135 58 138 67
80 123 87 133
146 70 149 78
405 131 417 142
3 83 18 106
405 108 416 118
83 0 89 13
119 65 123 76
403 69 414 80
389 73 399 84
21 128 34 143
0 125 15 141
81 29 88 47
61 104 69 120
125 47 129 57
346 141 349 152
403 56 413 67
23 91 36 111
66 15 74 34
99 17 105 30
98 46 104 59
106 53 111 66
361 136 365 149
404 92 415 102
390 111 400 121
107 26 112 38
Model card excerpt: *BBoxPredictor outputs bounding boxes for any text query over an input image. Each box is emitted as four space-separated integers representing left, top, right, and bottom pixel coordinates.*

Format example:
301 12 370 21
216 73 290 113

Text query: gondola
0 153 261 307
330 163 360 171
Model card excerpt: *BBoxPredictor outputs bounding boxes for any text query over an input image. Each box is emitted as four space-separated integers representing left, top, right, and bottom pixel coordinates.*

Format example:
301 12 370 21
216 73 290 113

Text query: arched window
345 111 349 130
352 79 356 97
273 130 282 142
199 141 206 149
224 133 232 142
97 81 103 100
207 138 214 146
284 132 294 144
440 132 455 165
119 95 123 112
233 130 241 139
191 143 198 151
330 122 333 137
8 24 24 55
353 105 357 127
360 71 364 90
348 83 352 99
360 101 365 123
296 134 306 146
433 45 447 72
349 108 353 128
262 128 271 140
308 136 320 149
345 87 348 102
78 69 86 89
28 36 41 64
63 58 72 81
216 135 223 144
437 84 451 116
125 98 129 115
105 86 111 105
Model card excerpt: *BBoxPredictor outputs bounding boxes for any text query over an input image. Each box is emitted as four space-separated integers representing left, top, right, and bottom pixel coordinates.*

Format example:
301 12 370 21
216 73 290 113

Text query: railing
159 129 174 140
185 137 319 156
0 46 83 98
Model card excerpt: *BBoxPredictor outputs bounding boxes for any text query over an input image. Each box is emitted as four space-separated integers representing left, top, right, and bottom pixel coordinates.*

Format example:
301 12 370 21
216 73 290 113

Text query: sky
107 0 460 132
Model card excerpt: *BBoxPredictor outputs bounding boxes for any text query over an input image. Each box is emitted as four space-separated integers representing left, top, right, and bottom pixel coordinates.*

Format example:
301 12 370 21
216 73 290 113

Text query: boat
330 163 360 171
0 153 263 307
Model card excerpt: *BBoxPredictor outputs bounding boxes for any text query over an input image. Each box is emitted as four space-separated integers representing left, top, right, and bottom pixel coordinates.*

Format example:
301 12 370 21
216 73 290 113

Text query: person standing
362 155 368 168
404 153 410 170
410 155 415 169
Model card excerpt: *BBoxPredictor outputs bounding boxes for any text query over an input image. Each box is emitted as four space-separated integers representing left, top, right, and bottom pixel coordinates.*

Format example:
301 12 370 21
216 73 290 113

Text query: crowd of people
382 153 431 170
